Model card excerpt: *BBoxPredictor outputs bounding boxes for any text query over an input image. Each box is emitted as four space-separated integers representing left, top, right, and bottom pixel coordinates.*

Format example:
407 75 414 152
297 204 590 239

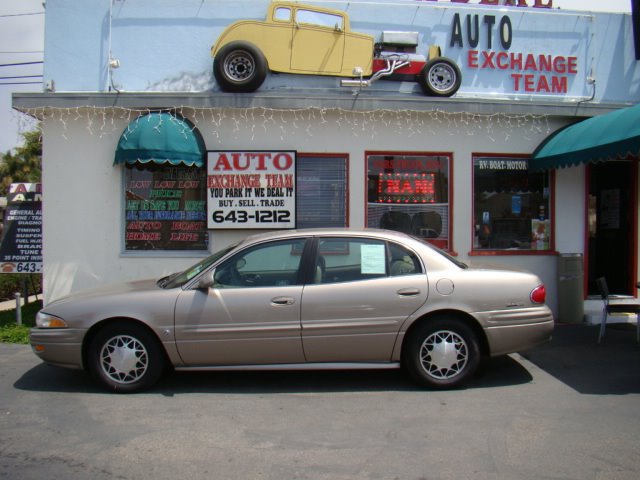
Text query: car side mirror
196 271 215 290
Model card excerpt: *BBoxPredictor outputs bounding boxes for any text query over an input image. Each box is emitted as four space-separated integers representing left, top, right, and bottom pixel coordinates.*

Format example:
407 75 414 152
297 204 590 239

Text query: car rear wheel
417 57 461 97
403 316 480 388
88 322 164 393
213 41 267 93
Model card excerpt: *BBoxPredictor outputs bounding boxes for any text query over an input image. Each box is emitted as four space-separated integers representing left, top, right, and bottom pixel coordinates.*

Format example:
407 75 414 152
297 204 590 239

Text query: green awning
532 103 640 170
114 112 205 167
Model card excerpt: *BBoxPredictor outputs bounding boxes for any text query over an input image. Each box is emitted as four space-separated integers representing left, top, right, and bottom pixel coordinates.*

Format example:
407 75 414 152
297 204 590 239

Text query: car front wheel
88 322 164 393
213 41 267 93
403 316 480 388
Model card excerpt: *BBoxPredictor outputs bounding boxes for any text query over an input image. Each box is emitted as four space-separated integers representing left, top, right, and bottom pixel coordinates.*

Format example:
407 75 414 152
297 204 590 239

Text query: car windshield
158 242 240 289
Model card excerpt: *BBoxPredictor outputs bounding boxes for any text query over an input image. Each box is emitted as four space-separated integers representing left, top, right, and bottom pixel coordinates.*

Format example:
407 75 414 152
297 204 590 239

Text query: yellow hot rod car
211 1 461 97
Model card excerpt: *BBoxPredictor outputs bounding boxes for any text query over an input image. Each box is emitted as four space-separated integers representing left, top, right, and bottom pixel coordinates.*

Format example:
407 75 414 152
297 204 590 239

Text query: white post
15 292 22 325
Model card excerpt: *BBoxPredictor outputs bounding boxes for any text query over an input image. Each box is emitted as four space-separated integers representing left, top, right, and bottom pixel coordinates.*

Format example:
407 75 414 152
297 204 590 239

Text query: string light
17 105 553 144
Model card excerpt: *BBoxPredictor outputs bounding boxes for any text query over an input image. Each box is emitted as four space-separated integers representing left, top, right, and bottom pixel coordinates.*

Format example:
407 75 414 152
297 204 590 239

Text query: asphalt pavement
0 323 639 480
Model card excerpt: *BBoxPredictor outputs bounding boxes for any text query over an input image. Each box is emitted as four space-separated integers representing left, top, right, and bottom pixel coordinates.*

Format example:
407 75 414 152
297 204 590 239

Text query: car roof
239 228 431 252
242 227 411 243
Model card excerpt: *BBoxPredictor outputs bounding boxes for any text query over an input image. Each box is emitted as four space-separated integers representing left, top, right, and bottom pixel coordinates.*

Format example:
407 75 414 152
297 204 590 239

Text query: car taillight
530 285 546 304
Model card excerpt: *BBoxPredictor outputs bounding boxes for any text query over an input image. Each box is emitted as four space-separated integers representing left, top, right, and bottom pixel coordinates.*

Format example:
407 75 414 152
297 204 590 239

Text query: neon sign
376 173 436 203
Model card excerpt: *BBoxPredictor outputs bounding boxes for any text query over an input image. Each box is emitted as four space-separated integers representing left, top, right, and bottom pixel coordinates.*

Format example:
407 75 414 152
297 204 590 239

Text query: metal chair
596 277 640 344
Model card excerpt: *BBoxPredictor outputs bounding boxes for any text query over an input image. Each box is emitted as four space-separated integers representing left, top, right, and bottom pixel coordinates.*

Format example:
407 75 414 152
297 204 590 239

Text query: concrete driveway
0 324 639 480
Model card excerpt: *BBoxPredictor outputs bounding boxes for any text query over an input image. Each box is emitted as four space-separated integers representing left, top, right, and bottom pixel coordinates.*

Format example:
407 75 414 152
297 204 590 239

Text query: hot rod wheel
418 57 461 97
213 41 268 93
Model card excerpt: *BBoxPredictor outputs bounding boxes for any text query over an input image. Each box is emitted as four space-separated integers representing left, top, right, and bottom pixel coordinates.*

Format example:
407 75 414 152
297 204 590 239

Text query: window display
124 163 208 251
473 155 551 251
367 153 450 250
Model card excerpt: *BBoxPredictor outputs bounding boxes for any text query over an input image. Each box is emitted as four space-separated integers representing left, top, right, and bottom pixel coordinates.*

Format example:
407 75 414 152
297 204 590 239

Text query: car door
174 238 309 365
290 7 345 74
301 237 428 362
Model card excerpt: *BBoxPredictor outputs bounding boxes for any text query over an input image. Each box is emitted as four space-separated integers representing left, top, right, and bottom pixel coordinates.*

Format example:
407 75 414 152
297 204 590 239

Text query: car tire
417 57 461 97
213 41 268 93
88 322 164 393
403 316 480 389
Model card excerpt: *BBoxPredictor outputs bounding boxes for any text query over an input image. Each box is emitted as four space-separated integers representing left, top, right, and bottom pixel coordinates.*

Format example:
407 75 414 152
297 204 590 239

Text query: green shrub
0 300 41 344
0 324 31 344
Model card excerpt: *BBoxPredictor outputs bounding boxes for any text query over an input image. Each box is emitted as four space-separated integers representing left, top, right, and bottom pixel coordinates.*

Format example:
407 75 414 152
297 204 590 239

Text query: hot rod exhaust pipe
341 59 410 88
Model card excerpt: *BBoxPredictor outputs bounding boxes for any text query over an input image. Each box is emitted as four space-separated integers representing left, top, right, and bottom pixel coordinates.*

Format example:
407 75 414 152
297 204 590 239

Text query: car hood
46 278 163 307
40 278 180 329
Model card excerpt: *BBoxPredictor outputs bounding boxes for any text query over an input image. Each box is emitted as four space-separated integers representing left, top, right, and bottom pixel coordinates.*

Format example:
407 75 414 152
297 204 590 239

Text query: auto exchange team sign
207 151 296 229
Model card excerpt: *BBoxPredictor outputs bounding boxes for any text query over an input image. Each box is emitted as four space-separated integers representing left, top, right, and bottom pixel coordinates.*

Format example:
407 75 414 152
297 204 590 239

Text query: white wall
42 111 212 302
41 107 572 317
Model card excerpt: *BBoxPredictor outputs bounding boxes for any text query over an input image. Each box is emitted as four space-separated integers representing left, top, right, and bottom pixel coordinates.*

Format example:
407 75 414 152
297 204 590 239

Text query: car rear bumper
479 307 554 356
29 328 85 369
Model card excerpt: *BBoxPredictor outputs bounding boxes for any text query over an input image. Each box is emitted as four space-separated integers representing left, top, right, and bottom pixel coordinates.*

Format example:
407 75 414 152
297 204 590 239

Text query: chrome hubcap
100 335 148 384
420 330 468 380
428 63 456 92
224 52 254 81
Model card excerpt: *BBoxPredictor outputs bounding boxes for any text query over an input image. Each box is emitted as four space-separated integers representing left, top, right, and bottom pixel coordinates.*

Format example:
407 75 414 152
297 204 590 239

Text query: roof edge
11 91 631 118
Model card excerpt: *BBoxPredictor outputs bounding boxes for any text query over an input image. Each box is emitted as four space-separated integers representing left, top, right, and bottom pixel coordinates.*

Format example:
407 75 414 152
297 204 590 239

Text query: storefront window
473 155 552 252
297 155 347 228
367 153 450 250
124 163 207 251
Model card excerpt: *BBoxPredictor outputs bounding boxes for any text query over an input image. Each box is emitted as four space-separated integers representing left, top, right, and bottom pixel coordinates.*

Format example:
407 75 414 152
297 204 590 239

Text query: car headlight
35 312 68 328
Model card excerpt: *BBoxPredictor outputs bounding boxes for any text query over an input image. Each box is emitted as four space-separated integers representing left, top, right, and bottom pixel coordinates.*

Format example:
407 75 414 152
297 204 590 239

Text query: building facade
12 0 640 321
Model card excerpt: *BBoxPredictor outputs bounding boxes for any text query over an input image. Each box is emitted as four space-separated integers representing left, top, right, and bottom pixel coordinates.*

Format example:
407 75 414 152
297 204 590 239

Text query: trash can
557 253 584 324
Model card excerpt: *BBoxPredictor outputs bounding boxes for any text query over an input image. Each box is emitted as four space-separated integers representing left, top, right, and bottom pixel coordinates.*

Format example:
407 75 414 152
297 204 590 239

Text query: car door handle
271 296 295 306
397 288 421 297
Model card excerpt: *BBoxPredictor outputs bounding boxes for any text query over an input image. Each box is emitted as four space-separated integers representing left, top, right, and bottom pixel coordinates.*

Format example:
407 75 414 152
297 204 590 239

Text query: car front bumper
29 328 86 369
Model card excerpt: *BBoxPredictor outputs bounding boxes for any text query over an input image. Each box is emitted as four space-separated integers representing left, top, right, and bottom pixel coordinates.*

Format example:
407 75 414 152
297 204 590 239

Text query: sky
0 0 634 154
0 0 44 155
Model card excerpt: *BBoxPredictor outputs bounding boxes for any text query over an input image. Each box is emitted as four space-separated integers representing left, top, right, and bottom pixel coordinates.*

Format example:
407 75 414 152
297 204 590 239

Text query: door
587 161 638 295
174 238 308 365
301 237 428 362
290 7 345 73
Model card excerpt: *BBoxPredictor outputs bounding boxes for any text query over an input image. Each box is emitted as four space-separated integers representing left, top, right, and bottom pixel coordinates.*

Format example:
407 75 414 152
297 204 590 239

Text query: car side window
314 238 388 284
214 239 306 288
274 7 291 22
388 242 422 277
296 9 343 30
